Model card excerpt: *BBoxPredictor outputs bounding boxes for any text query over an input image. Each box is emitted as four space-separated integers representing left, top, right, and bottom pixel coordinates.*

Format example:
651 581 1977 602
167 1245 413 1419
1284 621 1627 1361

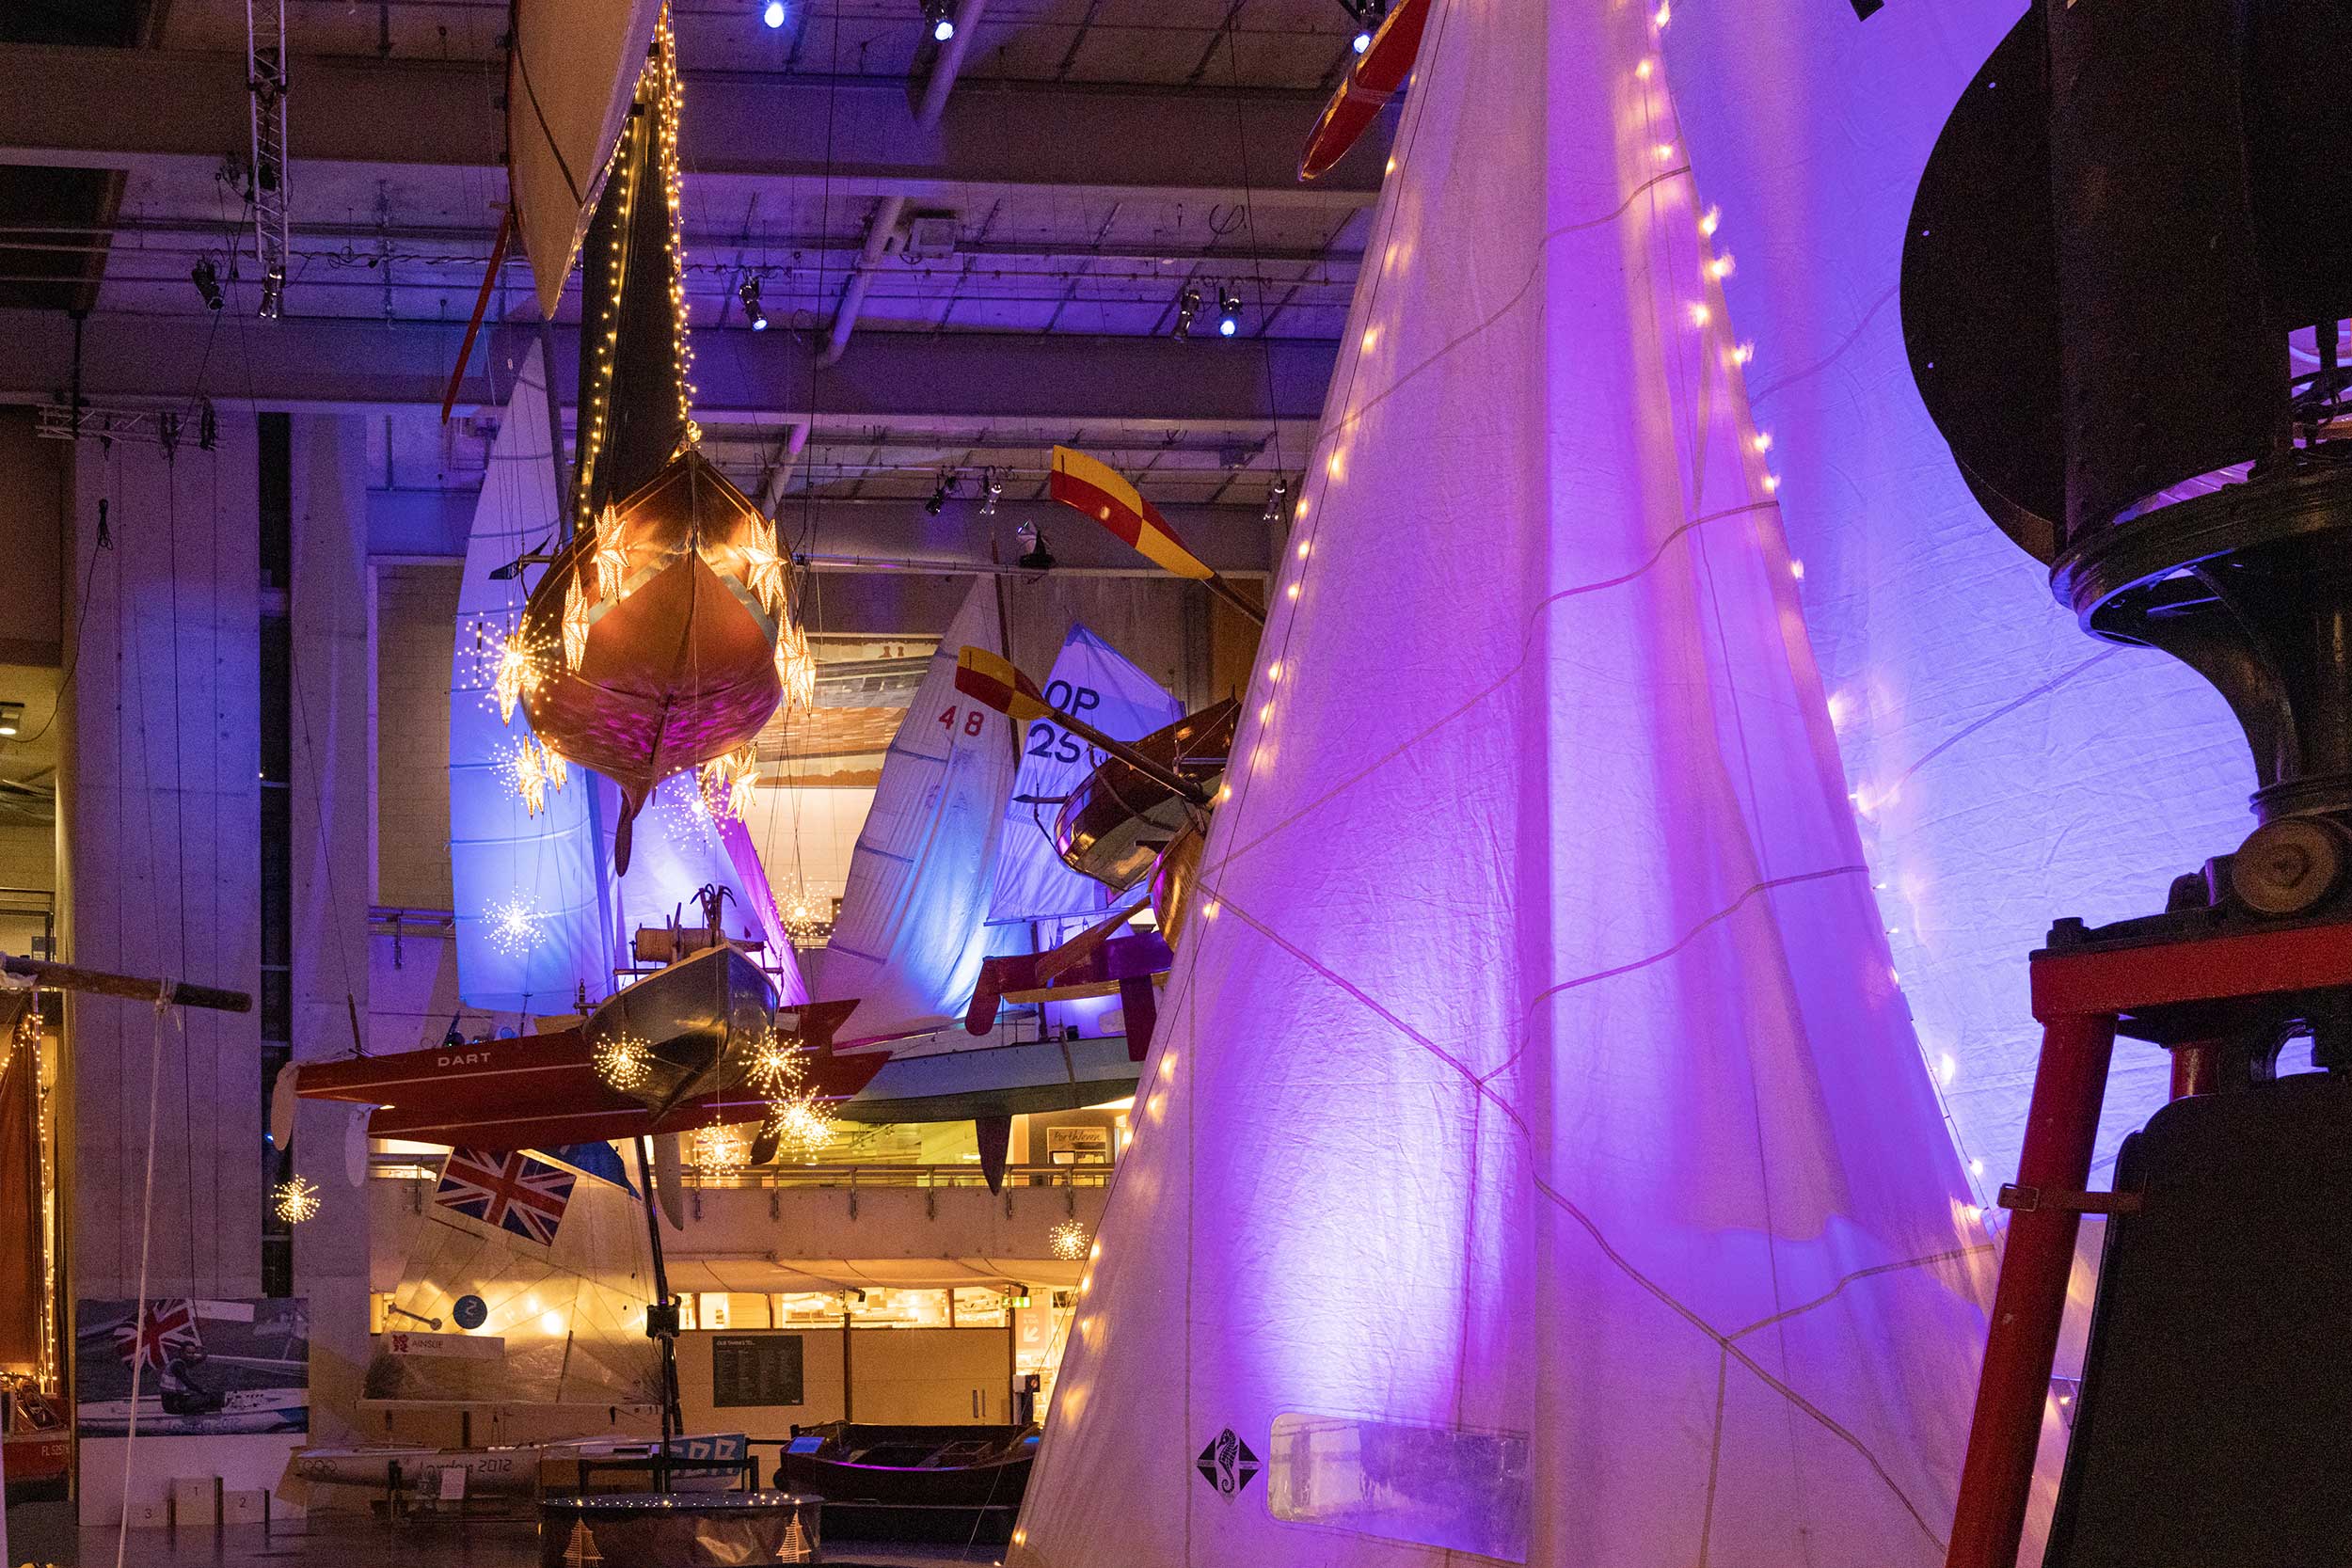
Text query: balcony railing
367 1154 1112 1189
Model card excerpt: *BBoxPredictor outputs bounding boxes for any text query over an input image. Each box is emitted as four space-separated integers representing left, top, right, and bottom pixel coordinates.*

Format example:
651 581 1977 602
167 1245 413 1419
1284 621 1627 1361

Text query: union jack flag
113 1298 201 1371
434 1148 576 1245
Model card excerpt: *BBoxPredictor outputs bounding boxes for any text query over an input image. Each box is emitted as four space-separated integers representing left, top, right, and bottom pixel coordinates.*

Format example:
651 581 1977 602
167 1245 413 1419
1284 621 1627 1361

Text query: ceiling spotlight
257 263 285 321
926 472 954 516
0 701 23 738
763 0 787 25
739 275 769 331
1172 285 1202 341
1217 287 1243 339
979 467 1002 516
1262 476 1288 524
191 257 224 311
1016 521 1055 573
1353 27 1372 51
921 0 955 42
1343 0 1386 53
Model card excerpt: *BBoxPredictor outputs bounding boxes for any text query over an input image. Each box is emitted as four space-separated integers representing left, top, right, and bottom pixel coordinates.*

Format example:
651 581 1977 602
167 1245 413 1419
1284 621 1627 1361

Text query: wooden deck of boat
17 1514 1010 1566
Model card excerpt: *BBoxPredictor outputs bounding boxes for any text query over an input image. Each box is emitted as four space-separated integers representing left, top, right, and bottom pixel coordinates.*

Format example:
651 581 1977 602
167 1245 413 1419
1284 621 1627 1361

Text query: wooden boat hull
1053 699 1235 891
585 942 776 1117
519 450 785 871
774 1423 1040 1544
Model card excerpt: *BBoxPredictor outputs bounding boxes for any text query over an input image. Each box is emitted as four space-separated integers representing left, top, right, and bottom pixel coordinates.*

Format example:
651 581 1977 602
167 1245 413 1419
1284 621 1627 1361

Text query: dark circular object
452 1294 488 1331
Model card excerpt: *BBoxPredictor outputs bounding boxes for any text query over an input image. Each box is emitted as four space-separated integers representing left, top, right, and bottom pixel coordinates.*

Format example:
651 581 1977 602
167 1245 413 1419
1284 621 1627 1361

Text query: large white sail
818 579 1017 1040
988 623 1183 929
449 341 613 1012
1008 3 1991 1564
507 0 664 320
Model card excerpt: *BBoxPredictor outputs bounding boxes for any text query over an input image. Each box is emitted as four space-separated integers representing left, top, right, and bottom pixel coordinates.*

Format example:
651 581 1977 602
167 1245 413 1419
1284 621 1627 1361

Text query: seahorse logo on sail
1195 1428 1259 1497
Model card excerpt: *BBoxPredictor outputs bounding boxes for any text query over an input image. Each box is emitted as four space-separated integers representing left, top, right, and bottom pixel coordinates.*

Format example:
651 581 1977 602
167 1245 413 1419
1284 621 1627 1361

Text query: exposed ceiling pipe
755 420 813 514
914 0 991 131
816 194 908 369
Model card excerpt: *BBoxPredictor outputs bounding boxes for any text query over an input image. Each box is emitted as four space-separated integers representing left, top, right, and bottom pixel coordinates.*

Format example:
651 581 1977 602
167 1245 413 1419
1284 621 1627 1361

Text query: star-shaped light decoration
501 737 549 816
1048 1219 1090 1261
273 1175 322 1225
738 528 787 616
485 893 543 956
691 1122 749 1175
696 745 759 823
541 741 569 792
591 504 631 603
563 575 592 669
775 618 817 711
492 634 546 724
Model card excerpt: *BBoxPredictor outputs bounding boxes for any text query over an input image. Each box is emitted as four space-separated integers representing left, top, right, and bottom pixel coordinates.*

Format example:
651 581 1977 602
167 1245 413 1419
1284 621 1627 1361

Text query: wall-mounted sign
710 1334 804 1409
1046 1126 1111 1164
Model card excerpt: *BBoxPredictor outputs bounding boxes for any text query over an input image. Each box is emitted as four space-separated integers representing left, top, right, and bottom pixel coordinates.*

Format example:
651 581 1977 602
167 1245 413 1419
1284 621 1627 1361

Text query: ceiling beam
0 308 1338 424
0 44 1390 208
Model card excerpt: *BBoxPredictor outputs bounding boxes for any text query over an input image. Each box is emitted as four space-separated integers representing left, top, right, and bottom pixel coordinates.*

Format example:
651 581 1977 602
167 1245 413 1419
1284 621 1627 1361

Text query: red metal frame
1944 913 2352 1568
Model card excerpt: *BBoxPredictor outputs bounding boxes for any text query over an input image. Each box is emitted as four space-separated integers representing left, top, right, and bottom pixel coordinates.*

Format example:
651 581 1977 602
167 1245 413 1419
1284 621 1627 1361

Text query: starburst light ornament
765 1097 834 1163
1048 1219 1090 1261
485 893 544 956
691 1122 749 1174
593 1030 654 1091
273 1175 322 1225
777 888 831 944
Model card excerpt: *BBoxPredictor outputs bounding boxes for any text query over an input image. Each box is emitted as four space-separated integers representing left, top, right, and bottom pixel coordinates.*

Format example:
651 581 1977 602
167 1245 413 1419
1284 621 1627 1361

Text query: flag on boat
1049 447 1214 581
435 1148 578 1245
112 1298 200 1370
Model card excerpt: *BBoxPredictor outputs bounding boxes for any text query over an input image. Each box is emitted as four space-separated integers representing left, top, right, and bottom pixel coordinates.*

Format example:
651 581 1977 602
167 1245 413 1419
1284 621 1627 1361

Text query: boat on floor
774 1422 1041 1544
291 1432 750 1497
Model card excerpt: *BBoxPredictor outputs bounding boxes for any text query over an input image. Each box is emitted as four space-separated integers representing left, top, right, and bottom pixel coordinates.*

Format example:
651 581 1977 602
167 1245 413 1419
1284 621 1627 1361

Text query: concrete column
287 416 374 1445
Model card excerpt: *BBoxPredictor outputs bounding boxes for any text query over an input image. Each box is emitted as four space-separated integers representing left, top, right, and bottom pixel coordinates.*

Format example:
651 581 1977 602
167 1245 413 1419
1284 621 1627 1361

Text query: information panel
710 1333 805 1408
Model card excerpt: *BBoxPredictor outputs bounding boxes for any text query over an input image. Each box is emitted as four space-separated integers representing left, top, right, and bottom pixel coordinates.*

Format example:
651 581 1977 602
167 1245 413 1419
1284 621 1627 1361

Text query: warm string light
651 8 700 447
273 1175 321 1224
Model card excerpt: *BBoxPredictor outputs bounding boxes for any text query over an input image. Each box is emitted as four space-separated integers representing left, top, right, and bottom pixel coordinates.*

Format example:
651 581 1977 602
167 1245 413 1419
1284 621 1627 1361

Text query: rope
115 982 177 1567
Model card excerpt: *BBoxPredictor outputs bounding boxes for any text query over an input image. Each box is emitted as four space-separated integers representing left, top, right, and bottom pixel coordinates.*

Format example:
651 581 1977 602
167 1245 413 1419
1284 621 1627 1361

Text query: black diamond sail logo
1196 1428 1260 1497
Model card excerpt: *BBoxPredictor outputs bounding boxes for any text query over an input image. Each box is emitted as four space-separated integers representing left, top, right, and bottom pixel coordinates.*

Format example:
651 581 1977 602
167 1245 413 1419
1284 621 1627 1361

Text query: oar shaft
1203 572 1266 627
1 955 252 1014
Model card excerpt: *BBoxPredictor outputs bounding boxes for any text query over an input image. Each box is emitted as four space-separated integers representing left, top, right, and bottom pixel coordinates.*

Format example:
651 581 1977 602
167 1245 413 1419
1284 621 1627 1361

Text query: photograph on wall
73 1297 309 1436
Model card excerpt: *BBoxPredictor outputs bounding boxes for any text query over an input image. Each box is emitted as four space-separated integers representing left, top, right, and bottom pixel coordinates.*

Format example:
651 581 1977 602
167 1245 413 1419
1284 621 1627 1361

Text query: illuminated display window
1266 1413 1531 1563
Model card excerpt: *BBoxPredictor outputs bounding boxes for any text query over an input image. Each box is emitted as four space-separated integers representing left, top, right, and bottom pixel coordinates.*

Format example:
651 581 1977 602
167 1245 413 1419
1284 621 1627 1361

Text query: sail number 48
937 706 987 736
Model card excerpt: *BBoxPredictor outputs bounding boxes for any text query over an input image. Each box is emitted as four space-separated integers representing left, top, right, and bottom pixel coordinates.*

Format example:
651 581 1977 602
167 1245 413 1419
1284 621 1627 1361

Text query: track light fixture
1217 287 1244 338
921 0 955 42
1342 0 1386 53
1263 476 1289 524
191 256 225 311
739 274 769 331
1173 285 1203 341
979 467 1002 516
763 0 787 26
258 262 285 321
926 472 955 516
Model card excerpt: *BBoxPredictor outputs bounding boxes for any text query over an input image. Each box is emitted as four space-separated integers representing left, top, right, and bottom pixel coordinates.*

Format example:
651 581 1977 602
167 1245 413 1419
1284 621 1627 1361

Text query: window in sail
1265 1412 1532 1563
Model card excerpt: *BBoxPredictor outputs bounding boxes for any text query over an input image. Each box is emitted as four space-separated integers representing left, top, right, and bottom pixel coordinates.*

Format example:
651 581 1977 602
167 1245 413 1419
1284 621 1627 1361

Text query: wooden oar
954 646 1212 805
2 955 251 1013
1046 446 1266 626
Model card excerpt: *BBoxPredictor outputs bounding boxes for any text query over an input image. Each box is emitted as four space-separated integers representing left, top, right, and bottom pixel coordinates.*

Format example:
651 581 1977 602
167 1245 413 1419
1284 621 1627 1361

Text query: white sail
449 341 613 1012
507 0 664 320
368 1143 658 1407
818 579 1017 1040
988 623 1183 928
1008 4 1991 1565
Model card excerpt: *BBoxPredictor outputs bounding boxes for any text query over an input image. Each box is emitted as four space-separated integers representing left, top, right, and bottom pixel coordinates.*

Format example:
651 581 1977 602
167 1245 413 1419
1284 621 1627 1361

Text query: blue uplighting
764 0 786 26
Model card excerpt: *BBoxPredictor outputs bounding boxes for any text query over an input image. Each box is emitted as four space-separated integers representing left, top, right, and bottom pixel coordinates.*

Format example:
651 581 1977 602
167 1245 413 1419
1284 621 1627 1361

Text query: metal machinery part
1902 0 2352 1070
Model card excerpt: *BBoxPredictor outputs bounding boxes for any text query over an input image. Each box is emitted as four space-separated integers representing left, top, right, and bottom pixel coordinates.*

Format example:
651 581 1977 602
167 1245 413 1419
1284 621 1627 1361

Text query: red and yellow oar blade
1049 445 1266 626
1050 446 1215 582
1300 0 1433 181
954 646 1053 723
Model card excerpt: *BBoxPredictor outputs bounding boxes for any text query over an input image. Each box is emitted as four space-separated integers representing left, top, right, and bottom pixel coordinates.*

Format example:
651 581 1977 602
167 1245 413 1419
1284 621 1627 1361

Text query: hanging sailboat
1009 2 1991 1563
814 578 1020 1045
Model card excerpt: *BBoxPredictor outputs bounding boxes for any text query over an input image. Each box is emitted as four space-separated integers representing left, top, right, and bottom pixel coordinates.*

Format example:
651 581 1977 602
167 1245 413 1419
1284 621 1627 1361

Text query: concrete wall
0 407 64 666
369 561 460 910
67 418 264 1302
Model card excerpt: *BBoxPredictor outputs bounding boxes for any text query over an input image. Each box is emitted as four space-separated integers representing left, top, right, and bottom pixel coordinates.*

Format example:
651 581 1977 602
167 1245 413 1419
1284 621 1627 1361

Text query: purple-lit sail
449 341 613 1012
614 772 808 1004
817 580 1017 1042
1008 5 1992 1565
988 623 1183 928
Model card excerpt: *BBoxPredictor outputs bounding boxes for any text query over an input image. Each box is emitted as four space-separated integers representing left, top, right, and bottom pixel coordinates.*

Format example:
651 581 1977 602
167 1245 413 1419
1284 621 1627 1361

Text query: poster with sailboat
74 1297 309 1436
